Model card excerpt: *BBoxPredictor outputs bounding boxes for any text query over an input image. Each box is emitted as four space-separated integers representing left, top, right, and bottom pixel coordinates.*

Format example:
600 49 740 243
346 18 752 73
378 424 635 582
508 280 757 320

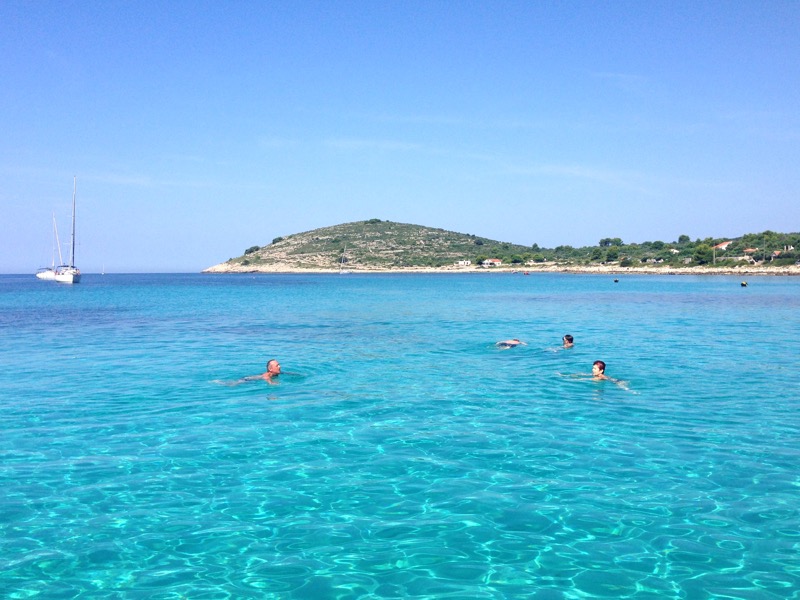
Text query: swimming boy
496 338 527 348
562 335 574 348
592 360 610 380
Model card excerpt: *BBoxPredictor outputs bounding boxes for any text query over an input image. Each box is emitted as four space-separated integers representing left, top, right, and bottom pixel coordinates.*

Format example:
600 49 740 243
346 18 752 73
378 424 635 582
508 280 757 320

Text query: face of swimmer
592 361 606 378
267 360 281 375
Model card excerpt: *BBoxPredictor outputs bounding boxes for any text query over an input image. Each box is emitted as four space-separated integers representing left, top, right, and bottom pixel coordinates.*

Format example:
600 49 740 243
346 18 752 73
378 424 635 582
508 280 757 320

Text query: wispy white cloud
87 172 269 192
257 136 301 149
323 138 424 152
89 173 157 187
328 108 468 128
500 161 736 197
352 109 557 132
504 162 655 194
161 153 207 163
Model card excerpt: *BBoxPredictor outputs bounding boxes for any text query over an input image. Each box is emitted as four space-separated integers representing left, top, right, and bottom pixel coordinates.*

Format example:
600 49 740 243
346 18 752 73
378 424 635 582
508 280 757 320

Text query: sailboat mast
50 213 57 268
69 176 77 267
53 213 64 266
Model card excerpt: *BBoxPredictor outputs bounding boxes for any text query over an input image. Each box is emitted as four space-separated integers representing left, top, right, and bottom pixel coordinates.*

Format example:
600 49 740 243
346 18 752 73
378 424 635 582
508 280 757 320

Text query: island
203 220 800 275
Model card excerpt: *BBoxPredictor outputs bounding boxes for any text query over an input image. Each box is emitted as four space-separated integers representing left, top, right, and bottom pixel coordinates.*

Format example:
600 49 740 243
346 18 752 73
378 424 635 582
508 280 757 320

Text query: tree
605 246 620 261
693 244 713 265
244 245 260 255
678 234 690 245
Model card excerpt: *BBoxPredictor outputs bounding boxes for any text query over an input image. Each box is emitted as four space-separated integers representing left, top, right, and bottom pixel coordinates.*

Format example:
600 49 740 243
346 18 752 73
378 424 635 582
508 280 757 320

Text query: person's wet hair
593 360 606 372
563 335 573 344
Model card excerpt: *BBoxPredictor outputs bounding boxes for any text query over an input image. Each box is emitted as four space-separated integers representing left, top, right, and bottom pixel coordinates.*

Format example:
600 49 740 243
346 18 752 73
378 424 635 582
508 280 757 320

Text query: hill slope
204 220 531 272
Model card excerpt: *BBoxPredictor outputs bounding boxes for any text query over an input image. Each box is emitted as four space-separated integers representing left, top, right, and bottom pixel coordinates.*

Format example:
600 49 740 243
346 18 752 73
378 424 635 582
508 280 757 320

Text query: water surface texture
2 273 799 599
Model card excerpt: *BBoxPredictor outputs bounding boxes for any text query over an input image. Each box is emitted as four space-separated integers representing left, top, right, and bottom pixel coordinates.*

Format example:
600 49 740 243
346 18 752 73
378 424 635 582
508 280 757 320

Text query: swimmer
592 360 631 390
496 338 527 349
562 334 574 348
592 360 609 380
225 359 282 385
559 360 631 391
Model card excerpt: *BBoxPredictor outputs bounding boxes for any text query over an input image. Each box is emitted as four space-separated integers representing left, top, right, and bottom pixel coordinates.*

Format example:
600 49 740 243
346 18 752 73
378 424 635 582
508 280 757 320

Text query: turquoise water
1 273 799 599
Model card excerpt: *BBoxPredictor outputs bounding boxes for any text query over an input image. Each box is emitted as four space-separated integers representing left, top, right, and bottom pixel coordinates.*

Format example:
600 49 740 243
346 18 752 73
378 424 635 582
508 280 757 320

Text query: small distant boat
36 177 81 284
339 245 351 274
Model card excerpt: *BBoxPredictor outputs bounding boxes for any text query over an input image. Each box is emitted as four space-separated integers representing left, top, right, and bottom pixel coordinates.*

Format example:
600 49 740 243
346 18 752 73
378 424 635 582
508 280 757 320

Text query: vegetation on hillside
529 231 800 268
220 220 800 270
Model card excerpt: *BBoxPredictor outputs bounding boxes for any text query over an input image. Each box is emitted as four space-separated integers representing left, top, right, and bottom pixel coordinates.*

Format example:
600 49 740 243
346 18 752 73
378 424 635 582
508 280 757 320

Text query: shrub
244 245 260 255
693 244 713 265
771 257 798 266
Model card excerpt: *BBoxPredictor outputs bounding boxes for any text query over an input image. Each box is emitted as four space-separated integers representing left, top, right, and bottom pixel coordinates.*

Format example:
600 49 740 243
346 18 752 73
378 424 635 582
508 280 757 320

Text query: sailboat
54 177 81 283
40 177 81 284
35 213 65 280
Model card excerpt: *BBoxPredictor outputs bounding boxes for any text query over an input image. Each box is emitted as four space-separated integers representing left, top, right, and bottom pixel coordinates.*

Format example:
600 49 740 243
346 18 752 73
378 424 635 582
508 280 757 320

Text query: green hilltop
213 220 532 270
207 220 800 271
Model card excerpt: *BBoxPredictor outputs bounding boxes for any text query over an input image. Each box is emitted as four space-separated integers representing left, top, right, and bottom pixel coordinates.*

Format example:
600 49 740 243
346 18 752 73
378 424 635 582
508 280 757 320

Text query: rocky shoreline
203 262 800 276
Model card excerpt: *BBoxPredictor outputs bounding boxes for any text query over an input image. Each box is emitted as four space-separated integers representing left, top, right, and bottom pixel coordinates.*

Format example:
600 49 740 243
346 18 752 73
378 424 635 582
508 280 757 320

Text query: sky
2 0 798 273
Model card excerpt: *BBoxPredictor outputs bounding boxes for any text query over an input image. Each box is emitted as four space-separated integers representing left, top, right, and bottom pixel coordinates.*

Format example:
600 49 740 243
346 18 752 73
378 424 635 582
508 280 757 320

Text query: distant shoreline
202 263 800 276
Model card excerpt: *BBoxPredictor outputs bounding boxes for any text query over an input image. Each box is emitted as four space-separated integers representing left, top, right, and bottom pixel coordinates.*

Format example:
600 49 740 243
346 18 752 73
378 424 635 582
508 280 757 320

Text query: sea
1 272 799 599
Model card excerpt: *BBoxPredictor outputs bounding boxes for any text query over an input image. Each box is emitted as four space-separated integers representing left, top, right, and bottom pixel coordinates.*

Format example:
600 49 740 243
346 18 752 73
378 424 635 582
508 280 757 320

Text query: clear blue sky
2 1 798 273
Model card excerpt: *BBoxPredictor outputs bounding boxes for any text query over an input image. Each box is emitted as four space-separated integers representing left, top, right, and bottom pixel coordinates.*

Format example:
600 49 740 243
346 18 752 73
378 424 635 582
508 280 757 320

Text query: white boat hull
36 268 58 281
54 268 81 284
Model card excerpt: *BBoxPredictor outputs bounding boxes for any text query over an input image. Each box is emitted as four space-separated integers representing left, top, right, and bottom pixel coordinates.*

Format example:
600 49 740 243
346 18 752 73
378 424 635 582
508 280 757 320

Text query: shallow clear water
1 273 799 599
